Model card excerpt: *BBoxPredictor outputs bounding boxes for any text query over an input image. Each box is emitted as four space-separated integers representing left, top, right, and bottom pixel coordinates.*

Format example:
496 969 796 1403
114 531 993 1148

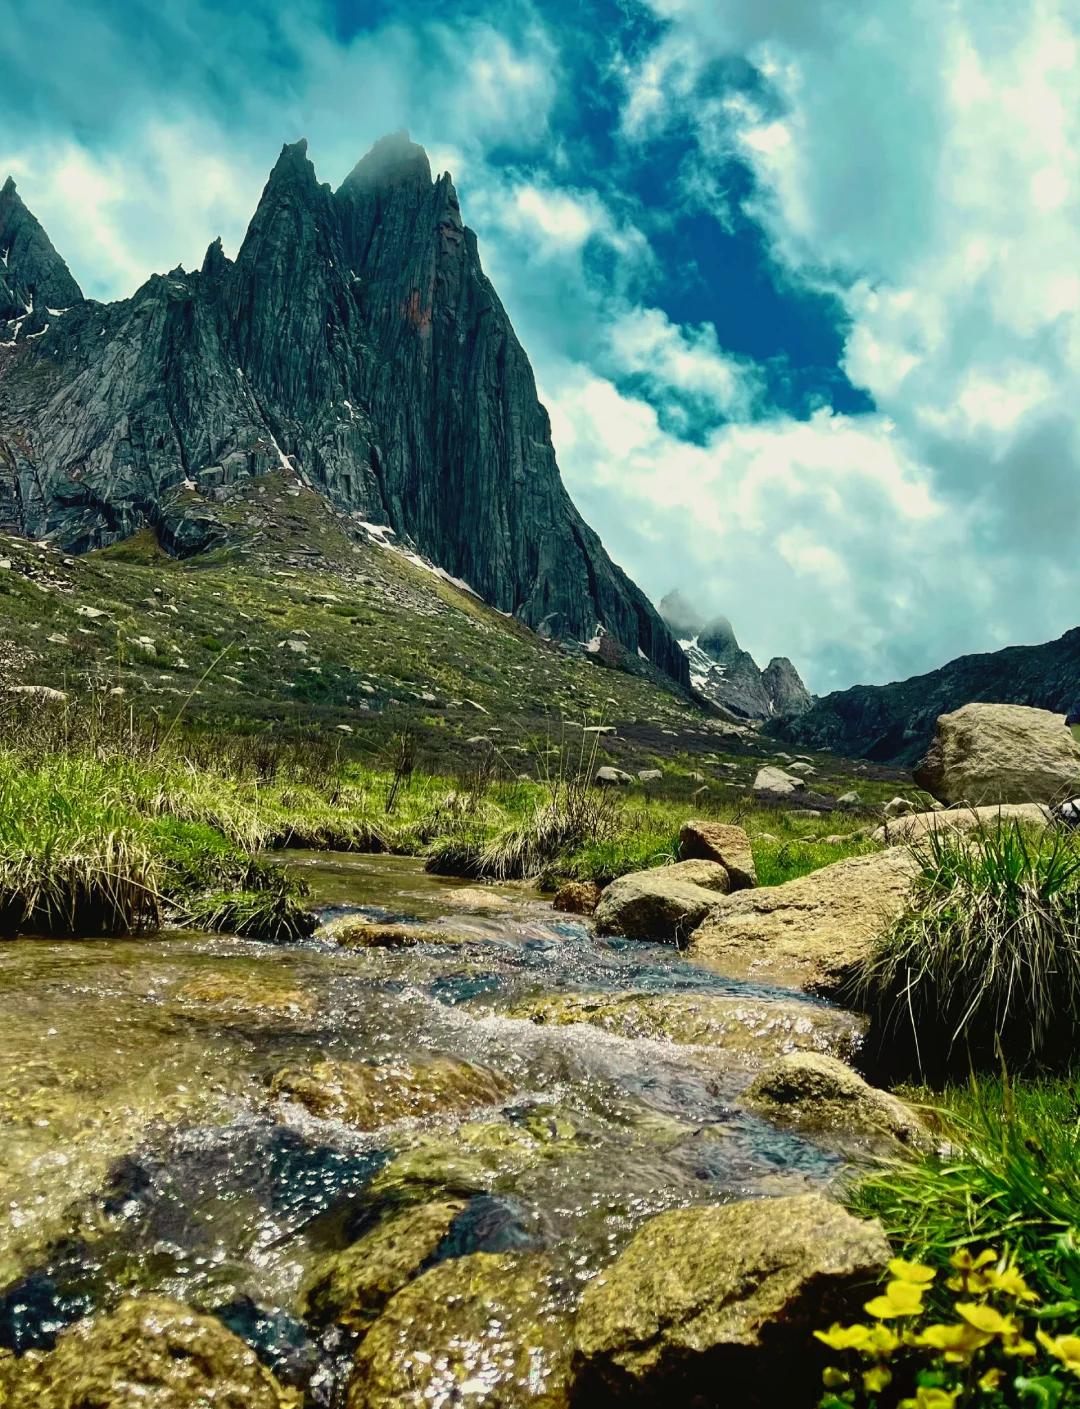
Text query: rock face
871 801 1052 845
594 871 724 942
689 849 918 994
0 1296 298 1409
573 1194 890 1407
745 1053 927 1147
679 820 757 889
778 625 1080 765
0 139 688 685
658 592 809 719
348 1251 573 1408
270 1055 510 1129
913 702 1080 805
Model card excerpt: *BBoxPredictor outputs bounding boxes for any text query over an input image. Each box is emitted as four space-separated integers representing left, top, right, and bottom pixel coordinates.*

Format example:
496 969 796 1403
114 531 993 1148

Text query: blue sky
3 0 1079 693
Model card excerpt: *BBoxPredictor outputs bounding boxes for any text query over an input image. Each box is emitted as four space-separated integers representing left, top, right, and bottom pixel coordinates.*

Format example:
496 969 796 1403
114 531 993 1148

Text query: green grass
858 821 1080 1080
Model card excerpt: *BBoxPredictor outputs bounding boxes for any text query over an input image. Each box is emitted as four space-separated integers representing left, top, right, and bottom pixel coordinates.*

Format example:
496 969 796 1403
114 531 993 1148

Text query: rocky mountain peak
0 176 84 321
0 135 690 686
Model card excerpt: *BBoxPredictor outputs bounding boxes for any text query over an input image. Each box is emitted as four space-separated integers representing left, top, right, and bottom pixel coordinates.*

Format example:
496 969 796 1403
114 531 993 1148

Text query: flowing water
0 853 860 1402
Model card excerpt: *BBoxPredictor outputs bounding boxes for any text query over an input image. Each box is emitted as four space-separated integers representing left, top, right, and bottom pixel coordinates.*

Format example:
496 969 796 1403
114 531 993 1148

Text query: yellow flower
916 1321 994 1362
978 1368 1004 1391
985 1264 1038 1302
1036 1329 1080 1378
863 1324 902 1356
955 1303 1013 1335
899 1389 960 1409
863 1364 893 1393
815 1323 871 1352
946 1248 997 1295
822 1366 850 1388
865 1280 926 1319
888 1257 937 1285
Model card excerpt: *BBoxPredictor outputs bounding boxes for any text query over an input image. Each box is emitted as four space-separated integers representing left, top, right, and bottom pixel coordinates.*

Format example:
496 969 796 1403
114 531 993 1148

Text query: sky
2 0 1079 695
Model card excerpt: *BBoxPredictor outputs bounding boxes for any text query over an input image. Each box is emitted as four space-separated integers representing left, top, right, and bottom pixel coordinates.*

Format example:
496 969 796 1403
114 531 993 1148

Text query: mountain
0 134 688 686
776 627 1080 765
658 590 811 720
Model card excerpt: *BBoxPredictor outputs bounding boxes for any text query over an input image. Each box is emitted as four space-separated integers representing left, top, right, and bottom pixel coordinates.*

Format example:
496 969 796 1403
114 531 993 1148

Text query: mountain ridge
0 133 689 686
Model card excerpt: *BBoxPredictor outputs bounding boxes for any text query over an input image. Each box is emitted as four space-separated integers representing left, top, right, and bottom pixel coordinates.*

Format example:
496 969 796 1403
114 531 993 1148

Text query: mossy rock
492 992 865 1064
347 1251 573 1408
744 1052 928 1149
0 1296 300 1408
365 1119 576 1207
270 1055 511 1131
334 922 472 949
174 970 315 1016
299 1199 466 1332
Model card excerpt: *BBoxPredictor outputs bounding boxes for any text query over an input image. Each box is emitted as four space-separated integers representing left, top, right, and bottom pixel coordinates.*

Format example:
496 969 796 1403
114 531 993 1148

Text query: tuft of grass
857 821 1080 1080
848 1074 1080 1310
180 885 317 941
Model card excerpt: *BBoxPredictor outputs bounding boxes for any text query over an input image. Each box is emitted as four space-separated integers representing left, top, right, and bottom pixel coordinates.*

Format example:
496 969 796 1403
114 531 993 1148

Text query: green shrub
857 823 1080 1080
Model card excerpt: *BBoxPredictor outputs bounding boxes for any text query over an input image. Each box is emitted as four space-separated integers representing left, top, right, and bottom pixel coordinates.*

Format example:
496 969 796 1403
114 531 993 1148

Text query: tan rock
0 1297 298 1409
334 922 471 948
872 801 1052 846
661 858 731 892
574 1194 890 1405
914 702 1080 805
688 848 918 995
552 880 603 915
678 820 757 889
745 1053 927 1147
270 1056 511 1131
754 765 806 796
594 872 724 942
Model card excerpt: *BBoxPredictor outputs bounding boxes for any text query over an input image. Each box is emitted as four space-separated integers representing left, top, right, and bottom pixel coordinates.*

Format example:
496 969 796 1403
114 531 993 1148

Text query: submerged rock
745 1053 927 1148
300 1199 466 1332
914 702 1080 805
552 880 603 915
594 872 722 942
174 969 316 1016
689 848 917 995
573 1194 890 1407
332 921 472 948
270 1056 511 1130
348 1251 573 1409
0 1296 299 1408
496 992 864 1064
678 820 756 889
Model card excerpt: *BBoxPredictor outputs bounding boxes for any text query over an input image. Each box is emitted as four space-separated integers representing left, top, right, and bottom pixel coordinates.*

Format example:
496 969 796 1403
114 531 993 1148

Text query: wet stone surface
0 853 868 1405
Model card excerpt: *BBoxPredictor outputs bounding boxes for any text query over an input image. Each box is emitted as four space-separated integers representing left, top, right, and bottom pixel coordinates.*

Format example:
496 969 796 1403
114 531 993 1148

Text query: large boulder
494 991 865 1064
270 1056 511 1131
872 801 1052 845
573 1194 890 1406
347 1251 573 1408
0 1297 298 1408
594 871 724 941
914 702 1080 805
300 1199 466 1332
679 820 757 889
754 766 806 797
689 849 918 995
552 880 603 915
745 1053 927 1148
660 859 731 892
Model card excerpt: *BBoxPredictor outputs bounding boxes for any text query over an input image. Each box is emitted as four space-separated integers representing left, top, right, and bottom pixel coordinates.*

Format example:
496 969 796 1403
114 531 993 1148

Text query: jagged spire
339 130 432 194
0 176 83 317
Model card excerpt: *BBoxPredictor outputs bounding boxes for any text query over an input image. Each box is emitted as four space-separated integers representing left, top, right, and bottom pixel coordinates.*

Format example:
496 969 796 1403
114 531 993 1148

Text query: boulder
661 859 730 893
745 1053 927 1148
914 702 1080 805
637 769 663 782
573 1194 890 1406
882 796 915 818
332 921 471 948
270 1056 511 1130
348 1252 573 1408
754 766 806 796
495 991 865 1064
689 848 918 995
679 820 756 889
300 1199 466 1332
595 767 634 786
787 762 816 775
594 871 724 942
552 880 603 915
836 791 861 809
871 801 1052 845
0 1296 298 1409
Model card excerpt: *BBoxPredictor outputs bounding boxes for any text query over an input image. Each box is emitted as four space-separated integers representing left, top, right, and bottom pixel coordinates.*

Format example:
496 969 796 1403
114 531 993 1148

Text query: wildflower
955 1303 1013 1335
863 1364 893 1393
1036 1329 1080 1378
899 1388 960 1409
946 1248 996 1295
865 1280 926 1319
916 1321 994 1362
986 1264 1038 1302
815 1324 872 1352
978 1368 1004 1391
821 1366 850 1388
863 1324 902 1356
888 1258 936 1285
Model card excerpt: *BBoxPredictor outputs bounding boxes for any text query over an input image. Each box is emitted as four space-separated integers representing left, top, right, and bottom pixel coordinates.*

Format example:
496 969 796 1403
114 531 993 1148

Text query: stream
0 853 861 1404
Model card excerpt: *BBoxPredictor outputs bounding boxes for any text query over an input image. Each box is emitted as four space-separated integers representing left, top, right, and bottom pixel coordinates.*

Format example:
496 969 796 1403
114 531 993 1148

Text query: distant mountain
0 134 688 686
776 627 1080 765
658 589 811 720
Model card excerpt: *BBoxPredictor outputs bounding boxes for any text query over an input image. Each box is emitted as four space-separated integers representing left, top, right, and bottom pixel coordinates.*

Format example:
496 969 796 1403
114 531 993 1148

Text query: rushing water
0 853 856 1401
